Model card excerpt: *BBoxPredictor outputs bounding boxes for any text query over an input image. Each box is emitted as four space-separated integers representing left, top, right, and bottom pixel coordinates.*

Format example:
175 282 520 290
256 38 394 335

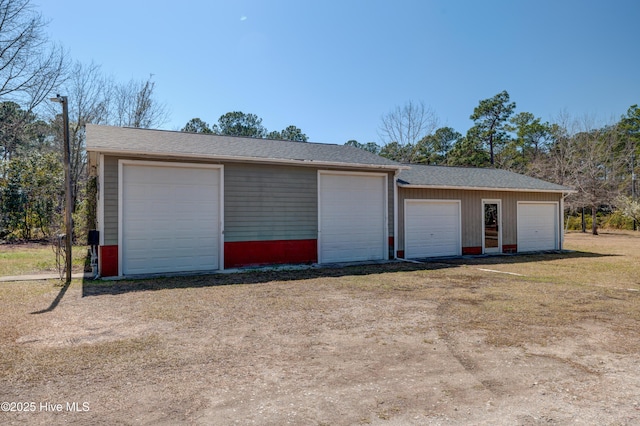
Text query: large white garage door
517 202 558 252
121 162 222 275
319 172 387 263
405 200 461 259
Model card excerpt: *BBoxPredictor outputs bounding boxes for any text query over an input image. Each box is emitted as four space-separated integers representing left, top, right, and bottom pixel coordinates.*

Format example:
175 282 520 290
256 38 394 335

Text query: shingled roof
398 164 573 193
86 124 402 170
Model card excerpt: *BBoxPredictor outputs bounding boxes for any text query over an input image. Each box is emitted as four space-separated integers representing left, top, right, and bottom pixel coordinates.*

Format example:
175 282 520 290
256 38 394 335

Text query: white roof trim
397 182 576 194
89 147 409 171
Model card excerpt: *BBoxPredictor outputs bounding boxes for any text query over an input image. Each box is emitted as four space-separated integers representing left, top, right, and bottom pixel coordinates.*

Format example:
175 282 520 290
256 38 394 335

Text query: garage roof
398 164 574 193
86 125 403 170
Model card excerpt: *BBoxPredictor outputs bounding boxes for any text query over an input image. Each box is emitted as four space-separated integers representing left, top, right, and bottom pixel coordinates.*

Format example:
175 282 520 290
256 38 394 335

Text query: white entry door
482 200 502 254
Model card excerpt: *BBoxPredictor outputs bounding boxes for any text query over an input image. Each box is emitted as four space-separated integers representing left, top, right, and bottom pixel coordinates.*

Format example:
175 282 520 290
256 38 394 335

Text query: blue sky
38 0 639 144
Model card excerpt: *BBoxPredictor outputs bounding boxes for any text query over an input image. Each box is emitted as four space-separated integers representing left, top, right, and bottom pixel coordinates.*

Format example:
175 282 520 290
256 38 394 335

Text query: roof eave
88 147 406 171
397 183 576 193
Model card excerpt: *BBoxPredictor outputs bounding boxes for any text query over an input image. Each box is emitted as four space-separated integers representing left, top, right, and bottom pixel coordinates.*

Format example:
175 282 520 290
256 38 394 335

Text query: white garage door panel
405 201 461 258
122 164 221 275
517 203 558 252
320 173 386 263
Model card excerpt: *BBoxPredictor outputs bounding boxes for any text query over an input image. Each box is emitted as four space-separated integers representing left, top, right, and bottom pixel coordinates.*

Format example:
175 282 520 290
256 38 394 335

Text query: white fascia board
97 154 105 246
393 170 399 259
88 148 407 172
397 183 575 194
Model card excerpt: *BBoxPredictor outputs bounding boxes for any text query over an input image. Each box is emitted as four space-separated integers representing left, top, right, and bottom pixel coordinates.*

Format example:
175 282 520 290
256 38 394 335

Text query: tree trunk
591 206 598 235
489 134 495 165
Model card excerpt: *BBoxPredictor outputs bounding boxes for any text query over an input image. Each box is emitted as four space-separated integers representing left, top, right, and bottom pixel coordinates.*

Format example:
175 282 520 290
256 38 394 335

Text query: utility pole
50 95 73 283
633 151 637 231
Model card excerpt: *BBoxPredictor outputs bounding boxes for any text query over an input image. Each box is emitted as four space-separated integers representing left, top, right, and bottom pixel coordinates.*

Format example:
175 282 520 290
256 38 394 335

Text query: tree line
0 0 637 241
0 1 312 241
181 114 308 142
346 93 640 234
0 0 168 241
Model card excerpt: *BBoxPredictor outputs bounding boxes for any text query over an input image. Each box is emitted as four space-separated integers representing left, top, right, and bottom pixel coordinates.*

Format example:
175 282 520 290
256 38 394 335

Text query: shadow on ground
31 280 71 314
81 250 614 298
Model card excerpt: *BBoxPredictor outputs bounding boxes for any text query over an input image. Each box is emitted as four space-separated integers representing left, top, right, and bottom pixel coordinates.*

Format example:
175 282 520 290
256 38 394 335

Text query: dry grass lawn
0 243 88 276
1 231 639 425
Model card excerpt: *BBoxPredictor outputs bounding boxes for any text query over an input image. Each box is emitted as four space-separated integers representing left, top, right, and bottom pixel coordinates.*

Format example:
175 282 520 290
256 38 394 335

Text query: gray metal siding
103 156 119 245
224 163 317 242
398 188 561 251
100 156 394 247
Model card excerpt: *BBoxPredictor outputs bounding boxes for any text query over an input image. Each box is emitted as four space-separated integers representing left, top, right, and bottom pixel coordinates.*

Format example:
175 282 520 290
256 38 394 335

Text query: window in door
483 200 501 253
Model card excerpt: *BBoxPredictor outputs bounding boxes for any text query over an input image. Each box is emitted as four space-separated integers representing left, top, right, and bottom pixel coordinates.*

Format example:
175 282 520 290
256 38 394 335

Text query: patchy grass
4 335 167 385
403 231 640 348
0 243 88 276
1 231 640 424
74 231 640 352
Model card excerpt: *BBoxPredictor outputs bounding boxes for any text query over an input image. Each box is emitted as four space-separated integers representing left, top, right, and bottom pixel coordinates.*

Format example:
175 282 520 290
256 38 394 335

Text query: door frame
404 199 462 259
482 199 502 254
516 201 560 252
317 170 388 264
118 159 225 276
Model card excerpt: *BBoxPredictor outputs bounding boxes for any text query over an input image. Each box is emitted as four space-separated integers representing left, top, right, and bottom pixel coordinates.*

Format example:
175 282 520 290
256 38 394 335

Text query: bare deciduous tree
50 61 112 213
49 63 170 218
112 75 169 128
543 114 631 235
0 0 64 173
0 0 65 110
66 61 111 126
378 100 439 162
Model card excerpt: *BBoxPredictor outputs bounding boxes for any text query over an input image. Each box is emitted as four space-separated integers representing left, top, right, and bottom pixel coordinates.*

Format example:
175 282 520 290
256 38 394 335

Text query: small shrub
603 211 634 230
567 211 635 231
566 214 593 231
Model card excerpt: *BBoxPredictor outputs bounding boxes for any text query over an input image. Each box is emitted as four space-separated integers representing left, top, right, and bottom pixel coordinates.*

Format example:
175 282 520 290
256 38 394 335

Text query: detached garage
397 165 573 259
87 125 400 277
87 125 574 277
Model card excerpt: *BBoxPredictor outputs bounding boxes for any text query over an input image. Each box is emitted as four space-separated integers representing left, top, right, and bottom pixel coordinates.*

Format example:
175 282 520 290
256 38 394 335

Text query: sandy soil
1 232 639 425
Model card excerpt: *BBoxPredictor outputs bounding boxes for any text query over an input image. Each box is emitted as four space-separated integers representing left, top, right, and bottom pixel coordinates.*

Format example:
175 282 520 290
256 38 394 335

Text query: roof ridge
86 124 402 170
88 123 340 147
398 163 574 192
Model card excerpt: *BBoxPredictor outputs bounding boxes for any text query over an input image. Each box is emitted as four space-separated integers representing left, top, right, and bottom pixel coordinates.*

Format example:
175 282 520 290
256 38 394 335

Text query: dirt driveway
1 232 640 425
